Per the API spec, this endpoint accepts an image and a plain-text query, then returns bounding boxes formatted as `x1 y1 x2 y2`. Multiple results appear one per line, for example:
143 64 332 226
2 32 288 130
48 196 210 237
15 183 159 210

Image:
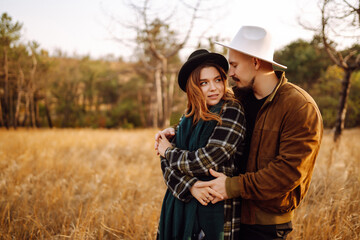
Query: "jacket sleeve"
226 102 323 200
165 102 246 177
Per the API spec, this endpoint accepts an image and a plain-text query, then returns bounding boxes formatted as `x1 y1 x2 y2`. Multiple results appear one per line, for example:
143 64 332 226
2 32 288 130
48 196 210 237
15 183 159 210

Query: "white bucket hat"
215 25 287 69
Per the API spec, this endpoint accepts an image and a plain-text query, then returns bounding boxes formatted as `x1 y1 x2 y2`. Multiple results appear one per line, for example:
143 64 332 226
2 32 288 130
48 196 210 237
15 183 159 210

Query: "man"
156 25 323 239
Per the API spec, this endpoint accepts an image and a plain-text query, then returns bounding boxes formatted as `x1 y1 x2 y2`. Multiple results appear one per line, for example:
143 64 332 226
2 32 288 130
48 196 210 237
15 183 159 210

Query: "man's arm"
226 102 323 200
165 102 246 176
198 102 323 203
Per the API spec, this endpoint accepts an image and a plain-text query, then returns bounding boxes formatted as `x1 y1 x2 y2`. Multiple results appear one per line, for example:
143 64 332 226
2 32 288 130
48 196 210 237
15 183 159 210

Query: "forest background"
1 0 360 239
1 0 359 135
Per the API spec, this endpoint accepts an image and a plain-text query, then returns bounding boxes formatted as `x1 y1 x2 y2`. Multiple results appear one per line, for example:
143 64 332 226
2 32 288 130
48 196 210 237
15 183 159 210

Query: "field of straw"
0 128 359 239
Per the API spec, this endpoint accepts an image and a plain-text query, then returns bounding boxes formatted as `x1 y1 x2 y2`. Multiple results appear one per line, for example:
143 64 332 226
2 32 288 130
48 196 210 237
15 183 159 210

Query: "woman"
156 49 245 240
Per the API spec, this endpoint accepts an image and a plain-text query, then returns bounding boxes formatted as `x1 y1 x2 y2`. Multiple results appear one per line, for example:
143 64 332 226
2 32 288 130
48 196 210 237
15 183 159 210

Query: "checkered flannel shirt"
160 100 246 240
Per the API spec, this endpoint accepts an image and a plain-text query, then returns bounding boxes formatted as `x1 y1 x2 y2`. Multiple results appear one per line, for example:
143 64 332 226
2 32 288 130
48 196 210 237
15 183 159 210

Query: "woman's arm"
161 155 223 204
160 155 197 201
157 103 245 202
165 102 246 176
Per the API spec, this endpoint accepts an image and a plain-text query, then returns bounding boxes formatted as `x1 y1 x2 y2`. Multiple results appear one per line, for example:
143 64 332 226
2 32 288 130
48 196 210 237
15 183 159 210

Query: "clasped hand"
191 169 229 205
154 128 228 205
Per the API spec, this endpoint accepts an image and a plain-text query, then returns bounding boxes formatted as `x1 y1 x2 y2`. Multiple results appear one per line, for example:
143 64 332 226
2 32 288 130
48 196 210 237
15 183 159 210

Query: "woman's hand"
156 132 173 157
190 181 224 206
155 128 175 156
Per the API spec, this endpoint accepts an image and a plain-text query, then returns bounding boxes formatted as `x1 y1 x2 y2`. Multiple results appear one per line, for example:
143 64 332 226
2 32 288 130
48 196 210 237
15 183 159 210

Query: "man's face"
228 49 256 90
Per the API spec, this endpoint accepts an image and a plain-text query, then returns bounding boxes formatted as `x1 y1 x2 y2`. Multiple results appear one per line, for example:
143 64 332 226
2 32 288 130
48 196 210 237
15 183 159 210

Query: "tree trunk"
160 59 168 128
23 92 30 127
3 46 9 129
155 67 163 128
0 97 4 127
9 88 14 127
14 65 25 129
29 53 37 128
34 96 40 127
149 82 158 128
44 94 53 128
165 71 176 127
95 95 100 112
29 92 36 128
14 89 22 129
81 92 86 113
334 69 352 142
137 90 146 127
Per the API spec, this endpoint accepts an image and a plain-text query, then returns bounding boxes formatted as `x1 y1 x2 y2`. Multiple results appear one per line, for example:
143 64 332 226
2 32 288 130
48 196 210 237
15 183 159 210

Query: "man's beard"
232 77 255 92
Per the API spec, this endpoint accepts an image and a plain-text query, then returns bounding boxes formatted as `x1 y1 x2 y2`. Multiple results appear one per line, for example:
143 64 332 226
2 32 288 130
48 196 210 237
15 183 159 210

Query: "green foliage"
346 71 360 127
107 100 142 129
275 38 332 89
1 13 360 129
275 36 360 129
309 66 360 128
170 111 183 126
0 12 22 46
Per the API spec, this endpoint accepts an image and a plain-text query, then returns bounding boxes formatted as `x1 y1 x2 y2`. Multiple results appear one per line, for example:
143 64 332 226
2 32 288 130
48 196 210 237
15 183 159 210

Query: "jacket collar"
265 71 287 103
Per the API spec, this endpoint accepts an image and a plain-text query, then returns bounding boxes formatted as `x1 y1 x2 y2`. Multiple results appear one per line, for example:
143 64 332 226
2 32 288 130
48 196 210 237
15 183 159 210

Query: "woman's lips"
208 94 219 99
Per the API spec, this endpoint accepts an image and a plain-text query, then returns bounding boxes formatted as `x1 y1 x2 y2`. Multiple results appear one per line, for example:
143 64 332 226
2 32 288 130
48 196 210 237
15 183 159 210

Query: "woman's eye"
215 78 222 82
200 82 207 86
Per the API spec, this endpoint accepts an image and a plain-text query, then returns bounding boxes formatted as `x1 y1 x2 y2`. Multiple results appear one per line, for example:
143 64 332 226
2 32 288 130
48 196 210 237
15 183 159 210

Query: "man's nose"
228 66 235 77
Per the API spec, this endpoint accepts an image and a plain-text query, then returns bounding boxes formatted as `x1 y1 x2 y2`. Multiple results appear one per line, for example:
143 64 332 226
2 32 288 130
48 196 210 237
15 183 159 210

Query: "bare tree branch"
303 0 360 141
103 0 231 127
320 0 343 66
167 0 201 58
343 50 357 62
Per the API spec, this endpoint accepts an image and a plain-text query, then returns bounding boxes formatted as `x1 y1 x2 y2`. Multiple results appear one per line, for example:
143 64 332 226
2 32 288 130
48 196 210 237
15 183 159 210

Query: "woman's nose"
209 81 216 91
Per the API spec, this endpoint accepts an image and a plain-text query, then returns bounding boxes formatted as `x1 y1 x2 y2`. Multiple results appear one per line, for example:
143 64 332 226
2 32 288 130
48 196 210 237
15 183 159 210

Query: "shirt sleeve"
159 115 196 202
165 101 246 177
160 155 197 202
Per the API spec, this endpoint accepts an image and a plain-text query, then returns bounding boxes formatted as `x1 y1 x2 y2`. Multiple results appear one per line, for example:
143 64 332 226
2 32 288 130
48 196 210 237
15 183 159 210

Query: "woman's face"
199 66 225 106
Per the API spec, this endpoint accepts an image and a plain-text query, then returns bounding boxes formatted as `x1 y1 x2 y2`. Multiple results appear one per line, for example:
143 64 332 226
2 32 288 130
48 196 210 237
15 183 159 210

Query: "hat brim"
215 41 287 70
178 52 229 92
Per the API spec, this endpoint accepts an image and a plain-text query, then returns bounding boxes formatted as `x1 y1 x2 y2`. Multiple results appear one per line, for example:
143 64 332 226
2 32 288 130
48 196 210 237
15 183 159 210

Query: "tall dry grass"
289 129 360 240
0 129 165 239
0 128 359 239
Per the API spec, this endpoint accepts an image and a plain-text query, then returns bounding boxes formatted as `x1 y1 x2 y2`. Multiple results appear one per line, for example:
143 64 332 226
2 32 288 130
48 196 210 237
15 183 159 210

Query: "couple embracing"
154 25 323 240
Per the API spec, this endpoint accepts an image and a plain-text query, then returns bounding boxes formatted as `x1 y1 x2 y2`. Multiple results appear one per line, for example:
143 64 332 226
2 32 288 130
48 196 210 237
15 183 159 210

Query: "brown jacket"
226 72 323 225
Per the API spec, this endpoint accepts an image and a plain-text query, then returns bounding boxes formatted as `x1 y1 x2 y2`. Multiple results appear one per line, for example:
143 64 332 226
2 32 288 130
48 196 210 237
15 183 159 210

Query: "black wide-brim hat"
178 49 229 92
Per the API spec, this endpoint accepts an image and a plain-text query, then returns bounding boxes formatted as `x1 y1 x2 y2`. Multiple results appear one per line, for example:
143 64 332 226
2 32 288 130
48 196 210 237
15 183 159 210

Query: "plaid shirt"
160 100 246 240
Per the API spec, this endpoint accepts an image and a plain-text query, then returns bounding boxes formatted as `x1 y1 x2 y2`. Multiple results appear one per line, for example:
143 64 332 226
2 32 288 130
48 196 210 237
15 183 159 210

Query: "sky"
1 0 321 61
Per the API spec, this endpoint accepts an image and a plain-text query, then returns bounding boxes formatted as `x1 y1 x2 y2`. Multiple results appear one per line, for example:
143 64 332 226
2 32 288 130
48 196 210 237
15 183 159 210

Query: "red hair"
185 62 237 124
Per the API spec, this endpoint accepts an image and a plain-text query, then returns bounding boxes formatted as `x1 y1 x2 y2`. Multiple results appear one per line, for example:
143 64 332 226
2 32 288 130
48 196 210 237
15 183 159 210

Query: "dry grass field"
0 128 359 239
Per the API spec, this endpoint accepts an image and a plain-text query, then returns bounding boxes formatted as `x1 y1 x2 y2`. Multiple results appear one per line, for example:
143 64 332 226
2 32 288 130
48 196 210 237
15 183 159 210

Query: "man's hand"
190 181 224 206
154 127 175 155
195 169 228 204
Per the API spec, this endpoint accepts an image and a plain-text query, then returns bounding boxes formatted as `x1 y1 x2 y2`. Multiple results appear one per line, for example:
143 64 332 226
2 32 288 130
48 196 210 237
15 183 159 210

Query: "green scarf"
158 100 225 240
176 100 223 153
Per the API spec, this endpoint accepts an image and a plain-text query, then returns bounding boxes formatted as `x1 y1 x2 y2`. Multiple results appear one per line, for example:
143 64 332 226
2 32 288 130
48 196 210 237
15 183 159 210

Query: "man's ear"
253 58 261 70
